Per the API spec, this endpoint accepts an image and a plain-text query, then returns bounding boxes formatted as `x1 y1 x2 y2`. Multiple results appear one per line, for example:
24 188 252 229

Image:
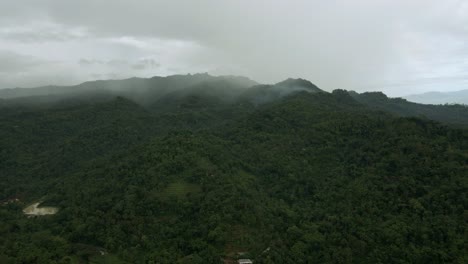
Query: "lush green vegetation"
0 76 467 263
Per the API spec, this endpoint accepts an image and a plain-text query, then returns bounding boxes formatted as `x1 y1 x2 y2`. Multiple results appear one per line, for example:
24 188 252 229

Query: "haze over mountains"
1 1 467 263
0 74 257 104
1 74 468 127
404 89 468 105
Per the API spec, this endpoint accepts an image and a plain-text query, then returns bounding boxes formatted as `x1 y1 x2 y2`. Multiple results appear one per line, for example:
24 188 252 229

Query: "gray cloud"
79 58 160 72
0 0 467 95
90 73 103 79
106 60 128 67
0 51 47 73
79 59 105 66
132 59 160 70
0 23 88 43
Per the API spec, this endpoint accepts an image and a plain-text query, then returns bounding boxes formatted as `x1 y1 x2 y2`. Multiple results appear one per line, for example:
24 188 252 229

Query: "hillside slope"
2 74 468 127
350 91 468 127
0 74 258 107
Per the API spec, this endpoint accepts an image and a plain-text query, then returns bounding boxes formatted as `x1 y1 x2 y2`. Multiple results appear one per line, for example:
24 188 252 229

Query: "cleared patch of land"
23 202 58 216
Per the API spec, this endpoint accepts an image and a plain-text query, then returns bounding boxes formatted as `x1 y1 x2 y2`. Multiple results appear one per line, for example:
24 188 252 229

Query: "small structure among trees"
238 259 253 264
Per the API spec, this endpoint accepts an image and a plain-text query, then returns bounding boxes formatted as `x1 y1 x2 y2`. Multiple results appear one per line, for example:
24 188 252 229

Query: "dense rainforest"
0 74 467 263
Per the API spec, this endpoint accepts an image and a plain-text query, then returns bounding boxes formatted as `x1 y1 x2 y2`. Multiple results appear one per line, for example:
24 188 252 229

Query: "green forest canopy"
0 75 467 263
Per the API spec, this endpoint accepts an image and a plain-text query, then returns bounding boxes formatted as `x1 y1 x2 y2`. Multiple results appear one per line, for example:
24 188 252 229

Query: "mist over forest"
0 73 467 263
1 1 467 263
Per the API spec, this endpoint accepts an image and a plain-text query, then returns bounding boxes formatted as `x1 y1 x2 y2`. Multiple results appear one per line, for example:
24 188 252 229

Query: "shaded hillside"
0 73 258 107
0 98 158 191
350 91 468 127
240 78 323 105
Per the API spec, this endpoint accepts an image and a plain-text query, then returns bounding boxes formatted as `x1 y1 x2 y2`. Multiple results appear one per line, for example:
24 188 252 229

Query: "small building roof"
238 259 253 264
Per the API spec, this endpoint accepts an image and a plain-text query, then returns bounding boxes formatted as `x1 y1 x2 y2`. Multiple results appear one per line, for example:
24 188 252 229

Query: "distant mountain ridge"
1 73 468 127
404 89 468 105
349 91 468 127
0 73 258 106
0 74 323 107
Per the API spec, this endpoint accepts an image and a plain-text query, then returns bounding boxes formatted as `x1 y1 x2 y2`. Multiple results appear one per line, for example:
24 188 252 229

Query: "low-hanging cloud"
0 0 467 95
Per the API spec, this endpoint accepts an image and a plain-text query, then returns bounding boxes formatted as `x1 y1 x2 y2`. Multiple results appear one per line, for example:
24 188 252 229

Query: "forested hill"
0 74 257 107
1 74 468 127
0 76 467 263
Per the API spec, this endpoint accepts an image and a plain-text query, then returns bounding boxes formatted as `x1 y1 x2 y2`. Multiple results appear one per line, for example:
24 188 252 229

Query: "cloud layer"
0 0 467 96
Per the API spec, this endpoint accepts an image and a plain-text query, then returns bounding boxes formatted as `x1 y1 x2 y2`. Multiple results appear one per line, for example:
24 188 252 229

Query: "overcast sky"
0 0 467 96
